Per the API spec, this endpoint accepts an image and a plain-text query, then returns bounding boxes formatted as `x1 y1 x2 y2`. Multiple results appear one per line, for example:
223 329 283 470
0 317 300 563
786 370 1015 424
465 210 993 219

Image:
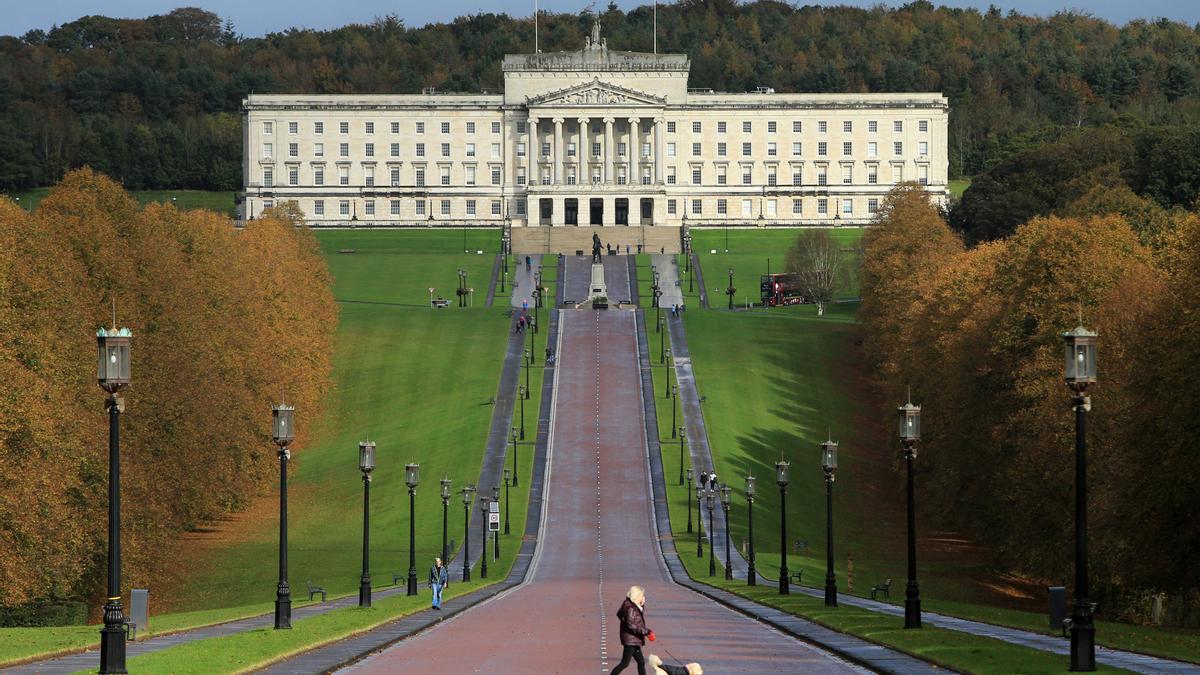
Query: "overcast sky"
3 1 1198 38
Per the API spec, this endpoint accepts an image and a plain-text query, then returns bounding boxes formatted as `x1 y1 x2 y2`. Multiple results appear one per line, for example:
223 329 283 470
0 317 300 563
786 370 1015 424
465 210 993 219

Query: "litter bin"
130 589 149 640
1048 586 1066 631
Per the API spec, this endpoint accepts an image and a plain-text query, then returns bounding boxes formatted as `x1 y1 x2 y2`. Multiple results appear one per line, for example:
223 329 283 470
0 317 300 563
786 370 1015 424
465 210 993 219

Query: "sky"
2 0 1198 39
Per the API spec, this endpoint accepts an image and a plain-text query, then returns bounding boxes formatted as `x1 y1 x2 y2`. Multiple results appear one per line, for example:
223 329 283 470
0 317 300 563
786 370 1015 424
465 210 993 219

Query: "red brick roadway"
349 310 861 673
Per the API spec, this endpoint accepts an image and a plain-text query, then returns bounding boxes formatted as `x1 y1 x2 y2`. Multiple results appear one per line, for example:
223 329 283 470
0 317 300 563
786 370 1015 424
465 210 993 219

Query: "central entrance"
565 198 579 226
589 198 603 225
615 198 629 225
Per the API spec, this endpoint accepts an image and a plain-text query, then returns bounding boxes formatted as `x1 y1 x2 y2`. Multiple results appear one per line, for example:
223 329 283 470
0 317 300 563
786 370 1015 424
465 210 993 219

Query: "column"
527 118 538 186
603 195 616 227
552 196 566 227
577 117 589 184
553 118 564 185
604 117 615 185
629 118 640 187
654 118 665 184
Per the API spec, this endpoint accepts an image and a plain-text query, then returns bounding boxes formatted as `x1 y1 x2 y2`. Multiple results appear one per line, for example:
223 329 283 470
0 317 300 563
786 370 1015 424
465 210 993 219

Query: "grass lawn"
949 178 971 200
6 188 238 216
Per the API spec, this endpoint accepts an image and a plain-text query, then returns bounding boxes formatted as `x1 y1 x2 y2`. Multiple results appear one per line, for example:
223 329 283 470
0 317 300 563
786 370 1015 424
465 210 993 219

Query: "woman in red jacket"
612 585 653 675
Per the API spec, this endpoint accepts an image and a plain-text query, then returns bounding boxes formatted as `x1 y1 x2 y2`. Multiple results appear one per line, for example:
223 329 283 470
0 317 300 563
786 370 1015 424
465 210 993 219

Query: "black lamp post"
664 348 673 398
706 488 717 577
479 496 490 579
456 268 466 307
440 478 452 564
492 485 501 559
405 463 421 596
686 469 694 533
822 437 838 607
524 349 531 399
721 484 733 580
670 385 678 438
726 267 736 310
899 397 922 628
533 290 541 332
659 316 666 363
359 441 376 608
776 460 790 595
518 385 526 440
271 401 295 629
503 469 512 535
696 483 704 558
535 270 543 308
746 475 757 586
461 485 475 582
510 426 519 487
97 324 132 673
677 426 687 486
501 227 509 293
1064 324 1098 671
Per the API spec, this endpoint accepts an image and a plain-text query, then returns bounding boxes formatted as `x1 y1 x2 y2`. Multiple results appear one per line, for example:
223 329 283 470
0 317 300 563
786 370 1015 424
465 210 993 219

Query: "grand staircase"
512 225 680 255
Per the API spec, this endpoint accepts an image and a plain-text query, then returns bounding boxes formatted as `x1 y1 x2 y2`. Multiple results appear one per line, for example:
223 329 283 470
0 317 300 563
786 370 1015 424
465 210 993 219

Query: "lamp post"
405 463 420 596
533 289 541 333
440 478 452 564
535 270 543 308
524 349 532 399
721 484 733 580
706 488 717 576
664 347 673 398
1064 324 1098 671
726 267 735 310
776 460 790 595
97 324 132 672
746 475 757 586
503 469 512 535
686 469 694 533
359 441 376 608
479 495 490 579
511 426 519 487
659 316 666 363
461 485 475 582
463 224 468 253
822 437 838 607
696 483 704 558
670 384 678 438
492 485 501 559
270 401 295 629
518 385 526 440
899 397 922 628
677 426 687 486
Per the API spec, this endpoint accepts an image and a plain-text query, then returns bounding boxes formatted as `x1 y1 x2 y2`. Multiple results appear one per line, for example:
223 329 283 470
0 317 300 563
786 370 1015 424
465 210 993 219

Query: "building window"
642 142 651 158
717 167 727 185
767 199 777 217
441 121 450 134
314 121 323 134
741 199 752 217
691 168 701 184
817 167 827 186
263 143 273 158
340 121 349 134
339 143 349 158
263 166 274 187
365 143 374 157
842 165 852 184
362 165 373 186
818 198 828 215
415 168 425 186
441 143 451 157
667 168 676 185
466 143 476 157
314 166 324 185
767 172 777 186
894 141 903 156
667 142 676 157
365 200 375 216
517 142 526 157
391 167 400 186
618 168 627 185
742 142 752 156
566 141 576 158
868 166 878 184
718 121 727 133
465 166 476 185
894 120 903 133
491 199 502 216
263 121 273 135
517 168 525 185
618 142 627 157
492 143 501 159
842 199 853 215
466 199 476 216
792 142 801 156
491 167 501 185
541 142 551 157
842 142 852 156
919 120 929 133
568 168 577 185
542 169 551 185
742 170 752 185
868 198 879 214
667 121 676 133
391 121 400 133
387 143 398 157
391 200 401 216
466 122 475 134
416 199 426 215
592 169 601 184
314 200 324 216
288 121 298 134
717 142 727 157
441 199 450 216
893 164 904 182
843 120 852 133
742 121 752 133
868 142 878 157
440 167 450 185
691 199 702 215
792 170 801 185
492 121 501 134
263 199 273 209
868 120 877 133
516 198 526 216
365 122 374 134
593 142 602 157
792 199 802 215
768 121 777 133
339 200 350 216
717 199 727 215
416 143 425 157
919 141 929 155
416 121 425 134
818 142 827 157
818 120 827 133
692 121 701 133
516 121 526 134
667 199 677 215
339 165 349 185
289 142 298 157
767 142 777 156
918 164 929 185
692 142 701 156
792 120 802 133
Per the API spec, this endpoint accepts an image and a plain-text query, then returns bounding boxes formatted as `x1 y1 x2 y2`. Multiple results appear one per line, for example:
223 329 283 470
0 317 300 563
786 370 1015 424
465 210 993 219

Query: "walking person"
429 557 448 610
709 472 718 490
611 585 653 675
699 471 709 492
525 255 531 271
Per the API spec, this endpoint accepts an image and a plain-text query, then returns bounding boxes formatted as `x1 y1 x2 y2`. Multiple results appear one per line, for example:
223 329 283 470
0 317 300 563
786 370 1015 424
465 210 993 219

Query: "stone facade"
241 20 948 227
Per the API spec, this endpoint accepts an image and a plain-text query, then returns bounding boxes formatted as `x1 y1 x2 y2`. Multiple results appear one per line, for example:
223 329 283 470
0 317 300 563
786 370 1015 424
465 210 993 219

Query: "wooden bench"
790 569 804 585
431 298 451 308
306 580 327 602
870 578 892 600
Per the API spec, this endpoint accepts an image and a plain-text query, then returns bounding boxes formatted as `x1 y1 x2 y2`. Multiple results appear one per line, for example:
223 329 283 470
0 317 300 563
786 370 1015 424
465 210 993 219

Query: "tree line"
860 184 1200 624
0 170 336 617
5 1 1200 190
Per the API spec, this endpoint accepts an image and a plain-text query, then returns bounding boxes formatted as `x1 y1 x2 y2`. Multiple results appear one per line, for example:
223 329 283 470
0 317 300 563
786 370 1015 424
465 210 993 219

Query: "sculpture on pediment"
584 18 607 53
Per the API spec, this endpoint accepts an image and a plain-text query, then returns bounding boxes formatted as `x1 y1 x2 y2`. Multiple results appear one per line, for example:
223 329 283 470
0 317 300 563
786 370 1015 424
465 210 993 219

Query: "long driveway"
347 310 862 673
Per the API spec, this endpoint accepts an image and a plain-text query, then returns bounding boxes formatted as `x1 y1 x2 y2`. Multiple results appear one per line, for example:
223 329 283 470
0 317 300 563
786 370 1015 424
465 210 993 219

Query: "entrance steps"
512 226 680 255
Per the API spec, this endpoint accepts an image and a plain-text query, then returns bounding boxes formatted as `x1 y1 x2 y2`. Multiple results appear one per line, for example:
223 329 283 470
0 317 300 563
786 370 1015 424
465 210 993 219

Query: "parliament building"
241 20 947 249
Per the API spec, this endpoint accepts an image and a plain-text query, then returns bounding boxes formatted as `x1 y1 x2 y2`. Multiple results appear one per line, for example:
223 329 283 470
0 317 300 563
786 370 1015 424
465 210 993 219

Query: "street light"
726 267 736 310
1064 324 1098 671
706 488 717 576
776 459 790 595
686 468 694 533
440 478 453 564
503 469 512 535
492 485 501 559
670 384 678 438
405 463 420 596
898 396 922 628
97 323 132 672
659 316 666 363
518 385 526 440
721 484 733 580
822 437 838 607
746 475 757 586
524 349 532 399
359 441 376 608
664 348 673 398
271 401 295 629
510 426 519 487
479 495 490 579
677 426 687 486
461 485 475 582
696 482 705 558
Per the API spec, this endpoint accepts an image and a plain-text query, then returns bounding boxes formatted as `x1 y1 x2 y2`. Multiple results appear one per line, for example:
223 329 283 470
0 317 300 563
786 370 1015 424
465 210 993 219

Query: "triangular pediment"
528 79 665 106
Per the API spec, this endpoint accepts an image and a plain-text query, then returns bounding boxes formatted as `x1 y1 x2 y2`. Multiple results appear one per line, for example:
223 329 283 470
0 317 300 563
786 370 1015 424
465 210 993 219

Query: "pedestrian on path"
429 557 448 610
699 471 709 491
525 255 531 271
648 654 703 675
709 472 718 490
611 585 653 675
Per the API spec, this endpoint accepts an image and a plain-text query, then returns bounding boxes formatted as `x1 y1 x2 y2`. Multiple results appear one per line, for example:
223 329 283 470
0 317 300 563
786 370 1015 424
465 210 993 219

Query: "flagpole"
535 0 539 53
654 0 658 54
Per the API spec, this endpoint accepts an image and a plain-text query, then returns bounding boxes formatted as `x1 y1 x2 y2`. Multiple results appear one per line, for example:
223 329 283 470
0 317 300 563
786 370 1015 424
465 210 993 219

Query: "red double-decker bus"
760 273 806 306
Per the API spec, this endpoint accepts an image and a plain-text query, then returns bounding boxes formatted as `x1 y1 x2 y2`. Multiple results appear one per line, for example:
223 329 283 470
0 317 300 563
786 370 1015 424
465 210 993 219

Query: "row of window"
261 165 505 188
669 119 928 134
303 198 510 218
670 196 874 217
263 120 504 136
261 141 505 160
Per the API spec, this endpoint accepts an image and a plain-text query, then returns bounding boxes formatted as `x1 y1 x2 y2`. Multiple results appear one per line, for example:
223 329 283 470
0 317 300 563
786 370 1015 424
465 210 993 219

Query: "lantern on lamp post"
358 441 375 608
1063 324 1098 671
461 485 475 582
776 460 790 595
405 463 420 596
686 468 694 533
271 401 295 629
97 324 132 672
746 475 757 586
720 484 733 580
706 488 717 577
898 396 922 628
503 469 512 535
479 495 490 579
821 437 838 607
696 482 705 558
440 478 452 565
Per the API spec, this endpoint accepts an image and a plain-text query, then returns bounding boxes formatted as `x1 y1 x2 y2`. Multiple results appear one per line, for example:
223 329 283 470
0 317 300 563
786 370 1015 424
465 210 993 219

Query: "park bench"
337 248 356 254
870 578 892 600
431 298 451 308
790 569 804 585
306 580 327 602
